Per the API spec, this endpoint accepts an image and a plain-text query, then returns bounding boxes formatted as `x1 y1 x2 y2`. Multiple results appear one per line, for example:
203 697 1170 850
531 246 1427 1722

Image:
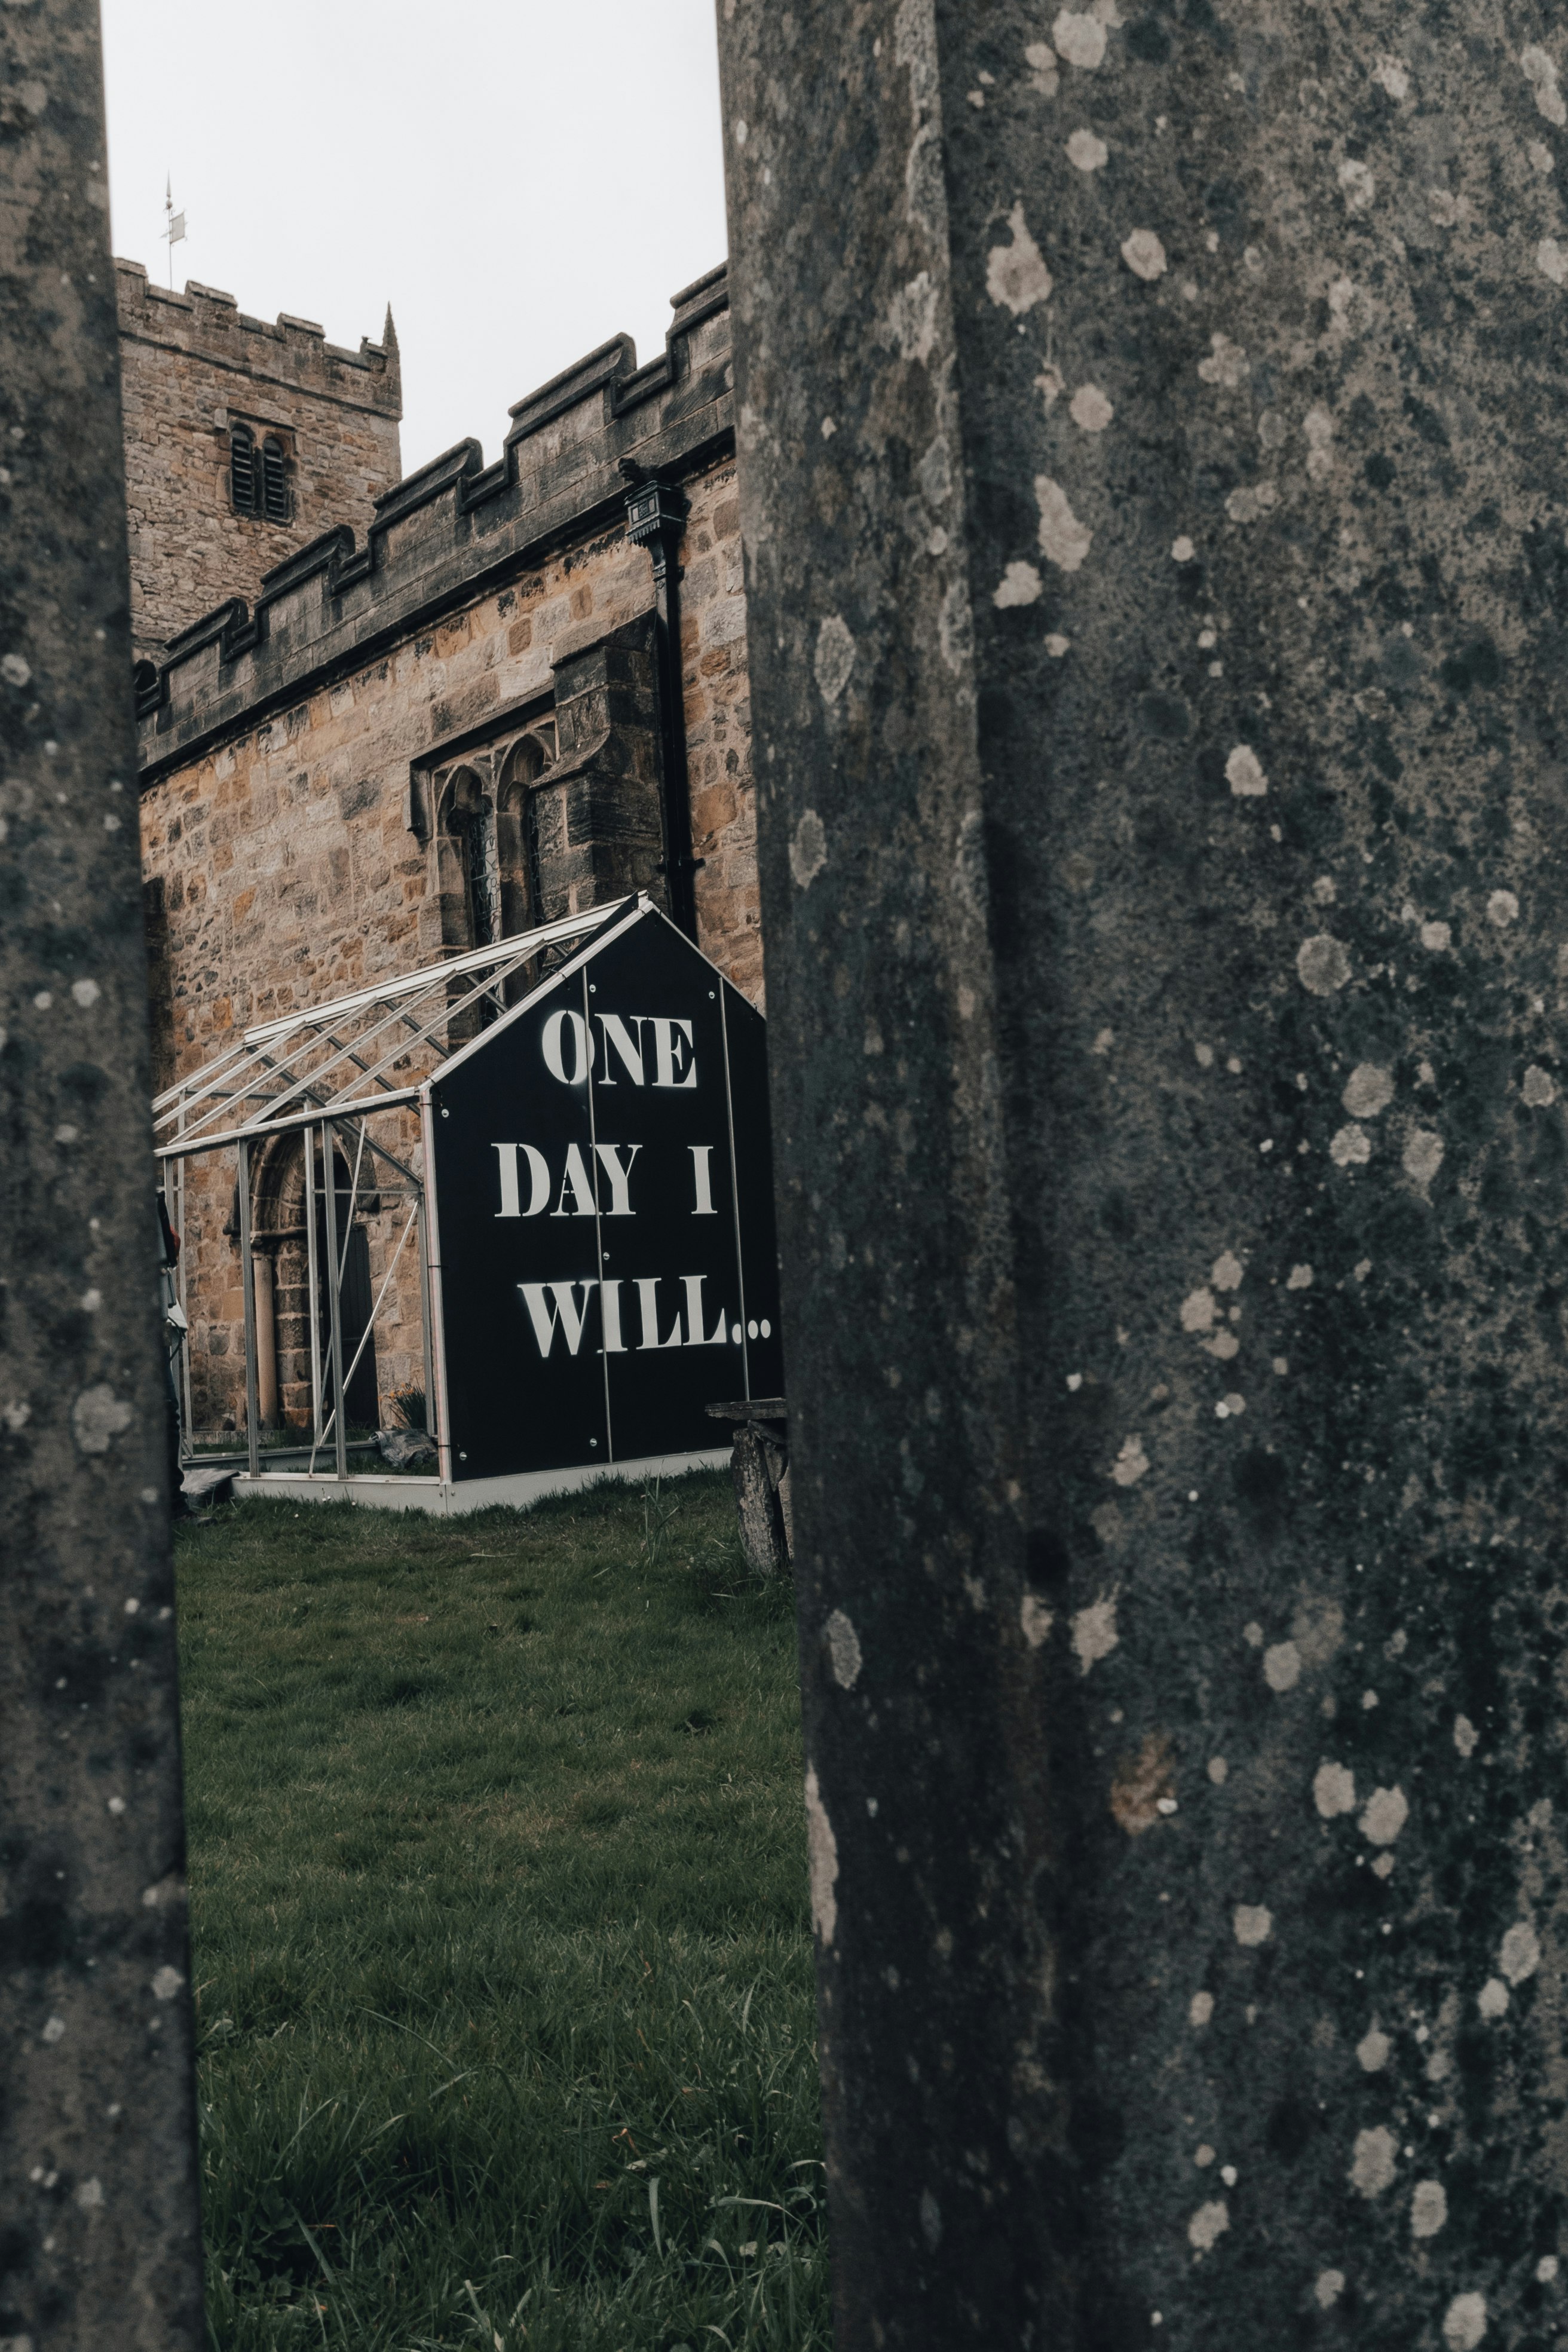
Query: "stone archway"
251 1134 379 1434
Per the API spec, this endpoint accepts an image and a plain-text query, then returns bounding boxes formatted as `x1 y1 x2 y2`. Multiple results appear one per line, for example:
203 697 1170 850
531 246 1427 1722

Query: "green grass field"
175 1472 826 2351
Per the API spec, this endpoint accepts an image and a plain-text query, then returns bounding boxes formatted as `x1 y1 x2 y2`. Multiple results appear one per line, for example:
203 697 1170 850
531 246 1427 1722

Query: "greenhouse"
153 895 781 1513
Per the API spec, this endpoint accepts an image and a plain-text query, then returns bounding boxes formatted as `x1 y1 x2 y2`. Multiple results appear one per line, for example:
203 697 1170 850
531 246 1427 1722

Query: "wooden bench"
705 1398 790 1578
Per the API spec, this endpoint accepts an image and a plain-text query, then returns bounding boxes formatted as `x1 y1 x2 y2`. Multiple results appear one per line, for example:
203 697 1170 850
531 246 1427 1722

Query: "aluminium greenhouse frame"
152 897 649 1506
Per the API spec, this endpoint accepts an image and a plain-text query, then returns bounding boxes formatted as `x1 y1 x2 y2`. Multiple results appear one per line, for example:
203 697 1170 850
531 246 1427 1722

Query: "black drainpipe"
622 466 702 941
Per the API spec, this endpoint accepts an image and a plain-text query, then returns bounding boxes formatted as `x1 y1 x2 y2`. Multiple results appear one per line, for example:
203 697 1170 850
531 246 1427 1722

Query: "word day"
491 1141 721 1220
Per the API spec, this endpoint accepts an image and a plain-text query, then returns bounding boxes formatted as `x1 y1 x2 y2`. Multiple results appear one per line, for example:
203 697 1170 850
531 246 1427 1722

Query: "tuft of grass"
388 1383 428 1434
177 1471 826 2350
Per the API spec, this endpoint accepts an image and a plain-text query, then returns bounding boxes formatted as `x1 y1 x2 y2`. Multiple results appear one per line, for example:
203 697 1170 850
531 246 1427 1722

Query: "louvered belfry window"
262 436 289 520
230 422 258 513
230 422 292 521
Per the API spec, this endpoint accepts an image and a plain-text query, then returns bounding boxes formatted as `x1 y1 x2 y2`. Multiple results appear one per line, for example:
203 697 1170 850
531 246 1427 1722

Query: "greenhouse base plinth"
231 1446 731 1517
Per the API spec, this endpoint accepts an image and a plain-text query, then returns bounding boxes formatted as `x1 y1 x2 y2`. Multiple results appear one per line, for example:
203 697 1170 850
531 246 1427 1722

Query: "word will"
519 1275 743 1358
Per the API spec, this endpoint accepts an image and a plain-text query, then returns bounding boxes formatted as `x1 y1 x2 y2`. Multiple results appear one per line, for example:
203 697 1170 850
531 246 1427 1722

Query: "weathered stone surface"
731 1421 789 1578
719 0 1568 2341
0 3 204 2341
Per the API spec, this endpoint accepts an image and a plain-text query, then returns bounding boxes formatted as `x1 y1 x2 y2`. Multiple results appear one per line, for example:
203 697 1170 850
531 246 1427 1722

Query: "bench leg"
732 1424 789 1579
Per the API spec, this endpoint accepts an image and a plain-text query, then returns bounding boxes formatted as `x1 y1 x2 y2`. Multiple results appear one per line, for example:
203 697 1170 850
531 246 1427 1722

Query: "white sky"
100 0 729 475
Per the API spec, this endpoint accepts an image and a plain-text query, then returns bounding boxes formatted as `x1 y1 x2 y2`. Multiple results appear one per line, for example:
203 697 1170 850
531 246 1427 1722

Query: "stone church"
122 255 756 1436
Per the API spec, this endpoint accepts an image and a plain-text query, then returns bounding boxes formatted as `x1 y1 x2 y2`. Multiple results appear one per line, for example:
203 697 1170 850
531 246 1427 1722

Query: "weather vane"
163 174 185 290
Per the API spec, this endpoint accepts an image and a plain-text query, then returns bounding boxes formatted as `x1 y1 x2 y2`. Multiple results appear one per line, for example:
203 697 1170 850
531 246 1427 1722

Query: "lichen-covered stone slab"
0 3 204 2341
719 0 1568 2341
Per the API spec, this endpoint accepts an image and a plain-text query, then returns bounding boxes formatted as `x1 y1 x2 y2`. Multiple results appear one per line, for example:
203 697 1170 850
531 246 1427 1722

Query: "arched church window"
428 720 558 985
495 735 547 942
440 765 499 950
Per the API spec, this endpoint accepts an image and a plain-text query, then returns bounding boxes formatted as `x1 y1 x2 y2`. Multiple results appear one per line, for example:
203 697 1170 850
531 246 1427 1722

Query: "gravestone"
0 2 205 2342
718 1 1568 2342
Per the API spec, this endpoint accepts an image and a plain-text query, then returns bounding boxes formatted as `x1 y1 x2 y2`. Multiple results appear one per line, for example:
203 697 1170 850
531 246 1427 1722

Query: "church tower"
115 259 402 666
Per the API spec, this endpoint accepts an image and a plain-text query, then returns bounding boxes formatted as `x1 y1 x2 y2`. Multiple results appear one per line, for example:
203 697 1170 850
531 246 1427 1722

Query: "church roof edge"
113 255 402 411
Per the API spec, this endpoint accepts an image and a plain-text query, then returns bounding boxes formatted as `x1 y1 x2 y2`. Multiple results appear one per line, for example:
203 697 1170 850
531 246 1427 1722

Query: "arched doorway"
253 1136 379 1435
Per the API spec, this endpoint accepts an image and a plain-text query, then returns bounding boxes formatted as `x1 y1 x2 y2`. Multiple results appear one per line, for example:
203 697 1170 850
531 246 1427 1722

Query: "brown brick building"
127 261 758 1435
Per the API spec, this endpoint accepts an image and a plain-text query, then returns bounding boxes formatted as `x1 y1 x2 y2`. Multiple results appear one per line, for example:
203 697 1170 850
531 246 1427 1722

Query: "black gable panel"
431 908 777 1482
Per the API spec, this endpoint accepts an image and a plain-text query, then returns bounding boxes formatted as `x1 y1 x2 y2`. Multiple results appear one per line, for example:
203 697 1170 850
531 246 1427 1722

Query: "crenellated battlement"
117 258 405 663
114 257 400 419
136 264 731 782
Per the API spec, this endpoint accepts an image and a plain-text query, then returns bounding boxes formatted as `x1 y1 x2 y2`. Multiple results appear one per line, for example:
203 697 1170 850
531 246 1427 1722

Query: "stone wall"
117 259 401 665
684 469 757 996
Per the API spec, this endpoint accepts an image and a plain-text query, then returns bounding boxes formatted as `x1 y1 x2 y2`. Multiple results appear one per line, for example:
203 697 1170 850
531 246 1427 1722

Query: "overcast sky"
100 0 730 475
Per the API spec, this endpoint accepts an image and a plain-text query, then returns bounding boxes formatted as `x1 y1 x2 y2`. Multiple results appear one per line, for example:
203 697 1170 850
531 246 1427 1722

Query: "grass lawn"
175 1471 826 2351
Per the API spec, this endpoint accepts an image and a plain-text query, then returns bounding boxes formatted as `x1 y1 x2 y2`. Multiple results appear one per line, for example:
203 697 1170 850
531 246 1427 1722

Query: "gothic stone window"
431 716 558 957
230 421 292 522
